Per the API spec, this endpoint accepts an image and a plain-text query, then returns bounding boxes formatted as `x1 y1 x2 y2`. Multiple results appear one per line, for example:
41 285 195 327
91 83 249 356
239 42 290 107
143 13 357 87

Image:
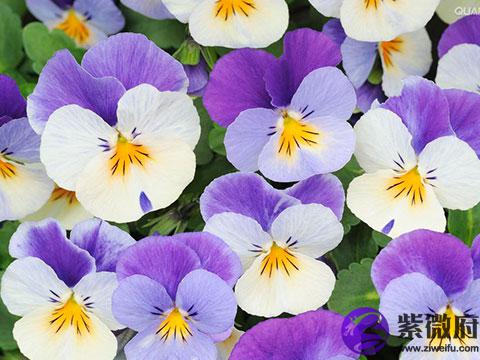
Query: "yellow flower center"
48 295 92 336
379 38 404 68
109 135 151 177
278 113 321 158
386 166 425 206
56 10 90 45
50 186 78 205
157 308 192 342
0 157 16 179
260 242 300 278
364 0 381 9
214 0 256 21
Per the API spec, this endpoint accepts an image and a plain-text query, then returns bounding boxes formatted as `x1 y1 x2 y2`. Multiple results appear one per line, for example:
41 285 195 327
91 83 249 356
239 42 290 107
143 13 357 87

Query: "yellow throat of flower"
379 38 404 69
49 295 92 336
386 166 425 206
109 134 151 177
157 308 192 342
277 113 321 159
56 10 90 45
260 242 300 278
214 0 256 21
50 187 78 205
0 157 16 179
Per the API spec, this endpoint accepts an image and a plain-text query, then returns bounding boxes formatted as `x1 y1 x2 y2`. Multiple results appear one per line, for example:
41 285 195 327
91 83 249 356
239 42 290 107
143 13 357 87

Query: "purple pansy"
347 77 480 238
0 75 54 221
113 233 240 359
204 28 356 182
184 59 209 97
436 15 480 94
230 309 358 359
372 230 480 358
26 0 124 48
0 218 135 360
201 172 344 317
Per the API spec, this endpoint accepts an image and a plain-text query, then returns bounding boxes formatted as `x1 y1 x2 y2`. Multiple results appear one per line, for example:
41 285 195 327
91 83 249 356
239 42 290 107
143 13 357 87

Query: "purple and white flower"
436 15 480 94
29 33 200 223
113 233 241 360
0 218 135 360
229 309 358 359
347 77 480 238
0 75 53 221
26 0 124 48
372 229 480 359
204 29 357 182
201 172 344 317
121 0 288 49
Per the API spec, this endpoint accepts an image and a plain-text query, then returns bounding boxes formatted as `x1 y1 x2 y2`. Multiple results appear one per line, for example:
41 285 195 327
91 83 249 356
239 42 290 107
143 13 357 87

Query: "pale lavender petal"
224 108 278 172
27 50 125 133
322 19 347 47
26 0 63 22
264 28 342 108
438 15 480 57
382 77 454 154
472 235 480 279
81 33 187 92
379 273 449 336
200 172 298 231
290 67 357 122
284 174 345 220
0 118 40 163
116 237 201 298
74 0 125 35
0 75 26 121
176 270 237 335
452 279 480 317
356 82 385 113
167 233 242 287
112 274 173 332
9 219 95 287
230 310 357 360
120 0 174 20
443 89 480 157
341 37 377 88
203 49 275 127
70 218 135 272
371 229 473 297
184 60 209 96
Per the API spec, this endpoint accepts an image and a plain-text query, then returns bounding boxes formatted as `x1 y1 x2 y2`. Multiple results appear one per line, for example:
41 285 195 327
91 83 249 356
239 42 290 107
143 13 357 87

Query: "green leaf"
0 221 19 271
0 272 19 351
0 3 23 71
341 206 361 234
173 40 201 66
372 230 391 247
200 47 218 70
193 99 214 166
22 22 85 74
329 223 378 271
448 203 480 246
328 259 380 315
0 0 26 16
334 157 364 190
208 124 227 156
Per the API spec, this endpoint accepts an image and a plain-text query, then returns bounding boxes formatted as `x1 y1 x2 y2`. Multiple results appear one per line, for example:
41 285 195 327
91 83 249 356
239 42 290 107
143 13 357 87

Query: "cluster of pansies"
0 1 479 360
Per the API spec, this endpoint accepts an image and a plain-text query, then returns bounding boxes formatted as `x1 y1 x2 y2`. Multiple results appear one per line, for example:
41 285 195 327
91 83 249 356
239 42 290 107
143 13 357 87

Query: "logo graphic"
342 307 390 356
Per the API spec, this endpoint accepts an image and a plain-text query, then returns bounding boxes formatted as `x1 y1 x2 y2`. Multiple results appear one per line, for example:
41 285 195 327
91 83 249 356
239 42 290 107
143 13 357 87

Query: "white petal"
204 212 271 270
270 204 343 258
235 252 335 317
380 28 432 96
436 44 480 94
76 136 195 223
40 105 116 190
1 257 70 316
340 0 440 41
73 271 123 330
116 84 200 150
354 108 417 173
161 0 198 22
418 136 480 210
0 163 54 221
346 170 446 238
308 0 342 17
188 0 289 48
24 188 92 230
216 328 243 360
13 306 117 360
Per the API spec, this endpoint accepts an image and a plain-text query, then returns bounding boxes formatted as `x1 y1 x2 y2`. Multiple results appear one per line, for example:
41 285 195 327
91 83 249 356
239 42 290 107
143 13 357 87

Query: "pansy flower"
347 77 480 238
308 0 439 42
324 19 432 97
26 0 124 48
0 75 53 221
0 218 135 360
230 309 358 359
122 0 288 48
372 230 480 358
436 15 480 94
28 33 200 223
204 29 356 182
201 172 344 317
113 233 241 359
